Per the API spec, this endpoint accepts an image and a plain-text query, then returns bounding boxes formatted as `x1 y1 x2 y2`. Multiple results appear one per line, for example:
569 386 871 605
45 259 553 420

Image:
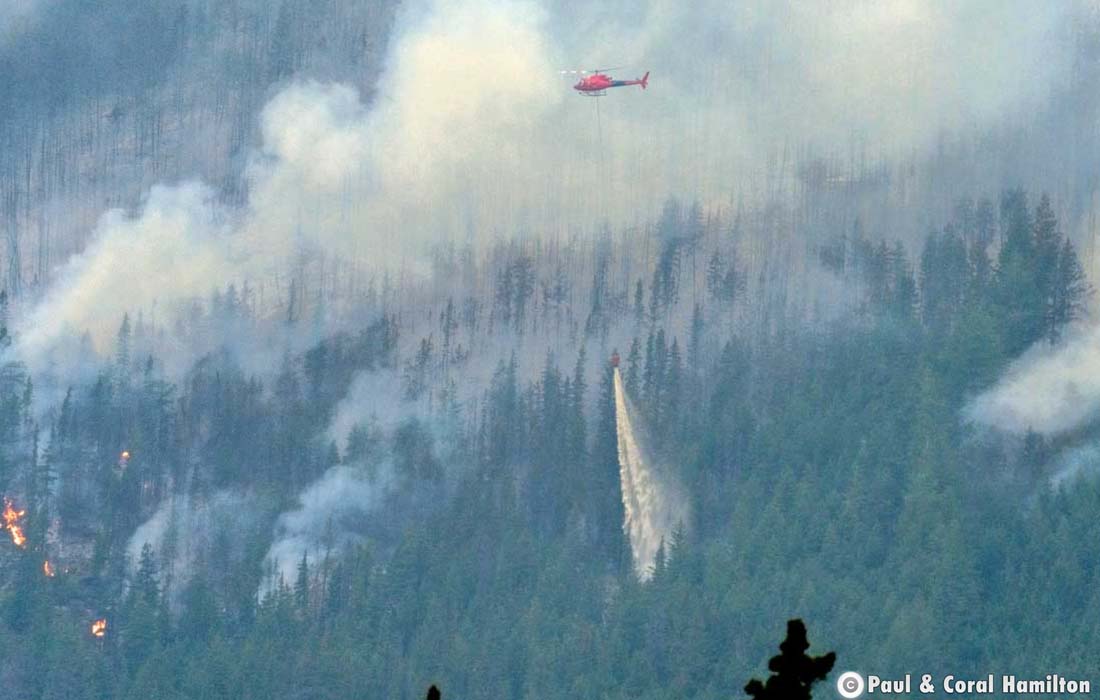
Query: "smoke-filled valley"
4 1 1100 698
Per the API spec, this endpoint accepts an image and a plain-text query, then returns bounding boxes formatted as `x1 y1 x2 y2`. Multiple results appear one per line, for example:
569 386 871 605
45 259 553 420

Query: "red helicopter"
561 67 649 96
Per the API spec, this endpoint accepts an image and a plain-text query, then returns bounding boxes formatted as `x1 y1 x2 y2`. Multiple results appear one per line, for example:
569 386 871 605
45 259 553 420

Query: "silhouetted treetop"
744 619 836 700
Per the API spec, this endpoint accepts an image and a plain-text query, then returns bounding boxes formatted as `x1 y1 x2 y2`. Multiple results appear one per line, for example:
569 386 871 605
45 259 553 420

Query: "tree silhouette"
744 619 836 700
426 685 441 700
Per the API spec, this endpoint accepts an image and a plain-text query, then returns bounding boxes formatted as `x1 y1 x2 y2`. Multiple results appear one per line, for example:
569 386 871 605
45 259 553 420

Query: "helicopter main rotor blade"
559 66 625 75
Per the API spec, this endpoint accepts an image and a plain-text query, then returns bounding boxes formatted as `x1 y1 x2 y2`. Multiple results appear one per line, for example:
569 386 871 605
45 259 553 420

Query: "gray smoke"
0 0 37 37
13 0 1085 372
262 464 392 591
327 370 411 452
966 322 1100 436
126 490 260 609
1049 441 1100 491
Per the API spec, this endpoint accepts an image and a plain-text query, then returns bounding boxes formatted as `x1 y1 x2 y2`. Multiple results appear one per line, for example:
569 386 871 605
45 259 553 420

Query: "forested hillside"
4 1 1100 699
0 186 1095 698
0 0 397 291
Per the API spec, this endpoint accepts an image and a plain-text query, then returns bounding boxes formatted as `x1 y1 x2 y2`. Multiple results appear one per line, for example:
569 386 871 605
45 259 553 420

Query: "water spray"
612 357 687 579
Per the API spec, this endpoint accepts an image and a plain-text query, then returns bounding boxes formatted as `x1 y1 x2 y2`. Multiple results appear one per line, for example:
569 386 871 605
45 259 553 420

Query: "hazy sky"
10 0 1088 365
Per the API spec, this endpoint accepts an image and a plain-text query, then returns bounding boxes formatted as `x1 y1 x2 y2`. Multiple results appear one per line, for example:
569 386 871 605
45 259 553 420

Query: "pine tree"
1048 237 1089 343
633 279 645 327
994 189 1043 353
625 337 642 396
1032 194 1061 306
568 345 588 465
651 537 667 579
134 543 160 606
665 338 684 440
1021 430 1050 481
123 544 162 674
689 303 704 367
0 290 9 348
889 241 916 321
706 250 725 300
440 296 457 368
295 551 311 614
116 313 132 380
403 336 434 400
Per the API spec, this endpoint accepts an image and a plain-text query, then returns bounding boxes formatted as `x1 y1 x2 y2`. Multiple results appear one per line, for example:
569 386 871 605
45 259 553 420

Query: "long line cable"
595 96 606 222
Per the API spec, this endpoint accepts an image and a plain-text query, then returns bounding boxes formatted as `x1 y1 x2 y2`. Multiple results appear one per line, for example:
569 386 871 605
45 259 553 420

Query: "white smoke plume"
12 0 558 372
0 0 37 39
261 464 391 593
12 82 375 372
13 0 1085 372
966 323 1100 436
613 367 687 579
127 491 260 608
266 363 460 593
16 182 230 365
1049 441 1100 491
327 370 411 452
546 0 1074 207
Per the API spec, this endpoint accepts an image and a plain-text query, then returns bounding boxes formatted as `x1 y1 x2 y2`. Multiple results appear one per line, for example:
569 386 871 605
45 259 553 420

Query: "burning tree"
3 497 26 547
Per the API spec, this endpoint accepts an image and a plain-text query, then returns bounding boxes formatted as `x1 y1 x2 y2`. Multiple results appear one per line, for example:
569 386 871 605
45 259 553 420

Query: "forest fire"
3 498 26 548
43 560 55 577
91 619 107 638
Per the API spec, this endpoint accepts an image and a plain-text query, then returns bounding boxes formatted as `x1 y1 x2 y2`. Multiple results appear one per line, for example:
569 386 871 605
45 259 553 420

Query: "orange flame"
3 498 26 548
43 560 55 577
91 619 107 638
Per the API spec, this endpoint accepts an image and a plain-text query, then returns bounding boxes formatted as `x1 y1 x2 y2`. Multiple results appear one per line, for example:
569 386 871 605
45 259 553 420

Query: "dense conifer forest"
3 2 1100 699
0 187 1095 698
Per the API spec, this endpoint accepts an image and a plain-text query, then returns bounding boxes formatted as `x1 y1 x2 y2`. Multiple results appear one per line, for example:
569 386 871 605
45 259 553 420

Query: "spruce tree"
1048 237 1089 342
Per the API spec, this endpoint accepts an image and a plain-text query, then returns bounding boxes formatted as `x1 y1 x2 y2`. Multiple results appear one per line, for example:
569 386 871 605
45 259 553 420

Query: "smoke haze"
127 491 261 608
262 464 389 589
966 323 1100 436
10 0 1089 369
